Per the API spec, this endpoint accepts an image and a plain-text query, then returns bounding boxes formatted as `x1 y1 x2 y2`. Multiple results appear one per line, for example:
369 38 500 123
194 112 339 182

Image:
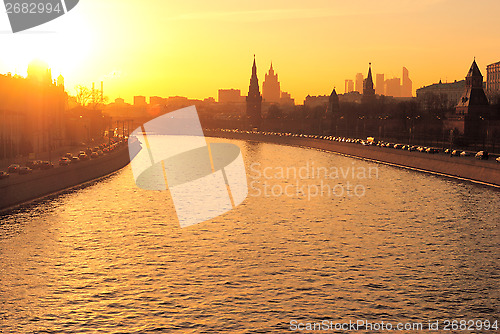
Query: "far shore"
205 129 500 188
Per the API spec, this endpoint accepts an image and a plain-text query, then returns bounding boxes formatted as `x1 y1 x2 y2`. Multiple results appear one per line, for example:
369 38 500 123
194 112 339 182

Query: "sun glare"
1 9 93 80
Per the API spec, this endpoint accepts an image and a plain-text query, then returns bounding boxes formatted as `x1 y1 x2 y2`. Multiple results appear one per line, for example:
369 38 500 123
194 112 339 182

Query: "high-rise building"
262 62 281 103
385 78 401 97
348 80 354 93
363 63 375 96
401 67 413 97
486 60 500 99
375 74 385 95
246 55 262 128
344 79 354 94
355 73 364 93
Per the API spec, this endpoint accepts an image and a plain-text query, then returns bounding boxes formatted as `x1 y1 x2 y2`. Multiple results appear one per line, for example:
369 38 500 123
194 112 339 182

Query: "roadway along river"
1 138 499 333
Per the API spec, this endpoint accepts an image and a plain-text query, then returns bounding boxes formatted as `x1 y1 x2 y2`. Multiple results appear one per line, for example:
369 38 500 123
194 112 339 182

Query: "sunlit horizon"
1 0 499 104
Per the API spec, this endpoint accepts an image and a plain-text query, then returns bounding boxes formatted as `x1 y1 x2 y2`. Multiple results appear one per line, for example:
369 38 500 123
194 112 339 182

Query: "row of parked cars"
0 140 126 180
3 160 54 177
58 142 122 166
214 129 500 163
374 141 497 161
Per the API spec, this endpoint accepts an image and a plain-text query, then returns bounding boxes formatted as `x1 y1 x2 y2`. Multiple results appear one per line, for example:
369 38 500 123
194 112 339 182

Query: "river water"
1 138 498 333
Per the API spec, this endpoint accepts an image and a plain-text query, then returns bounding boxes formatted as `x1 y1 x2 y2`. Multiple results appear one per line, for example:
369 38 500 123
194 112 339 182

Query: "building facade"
0 62 67 158
416 80 465 109
486 60 500 101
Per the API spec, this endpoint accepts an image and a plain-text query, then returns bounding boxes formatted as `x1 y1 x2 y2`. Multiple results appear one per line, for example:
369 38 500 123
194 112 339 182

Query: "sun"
0 9 93 80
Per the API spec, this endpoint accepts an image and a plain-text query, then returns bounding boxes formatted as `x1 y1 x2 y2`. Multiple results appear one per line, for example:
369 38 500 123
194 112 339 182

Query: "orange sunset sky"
1 0 499 104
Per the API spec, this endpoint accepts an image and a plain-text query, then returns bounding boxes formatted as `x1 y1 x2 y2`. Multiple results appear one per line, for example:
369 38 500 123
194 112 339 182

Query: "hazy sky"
1 0 499 104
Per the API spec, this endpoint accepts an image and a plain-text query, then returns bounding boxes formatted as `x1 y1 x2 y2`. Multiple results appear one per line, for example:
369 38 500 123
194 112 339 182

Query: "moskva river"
1 139 498 333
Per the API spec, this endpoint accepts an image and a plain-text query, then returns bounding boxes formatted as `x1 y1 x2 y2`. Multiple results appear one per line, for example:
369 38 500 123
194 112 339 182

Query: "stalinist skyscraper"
246 55 262 128
262 62 281 103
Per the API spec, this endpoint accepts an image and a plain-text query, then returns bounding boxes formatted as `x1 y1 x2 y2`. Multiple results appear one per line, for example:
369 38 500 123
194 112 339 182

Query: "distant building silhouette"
385 77 401 97
375 73 385 95
486 60 500 100
246 55 262 128
304 95 329 109
0 63 67 158
416 80 465 109
280 91 295 106
149 96 165 105
218 89 243 104
401 67 413 97
262 62 281 103
355 73 364 93
363 63 375 100
57 74 64 88
134 96 147 106
344 79 354 94
326 88 339 134
27 59 52 85
361 63 376 105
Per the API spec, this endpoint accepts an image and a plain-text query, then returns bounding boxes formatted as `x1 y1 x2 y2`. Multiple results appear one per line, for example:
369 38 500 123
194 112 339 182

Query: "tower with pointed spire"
362 63 375 103
363 63 375 96
455 59 490 139
262 62 281 103
326 87 339 134
246 55 262 128
456 59 489 115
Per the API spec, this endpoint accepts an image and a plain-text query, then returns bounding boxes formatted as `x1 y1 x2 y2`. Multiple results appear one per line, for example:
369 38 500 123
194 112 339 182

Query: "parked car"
63 152 73 159
460 151 471 157
0 171 9 179
426 147 439 154
26 160 42 169
408 146 417 151
7 164 20 173
18 167 32 175
78 152 89 161
451 150 462 156
59 157 71 166
444 148 451 154
40 161 55 169
71 156 80 163
496 157 500 163
475 151 489 160
90 152 99 159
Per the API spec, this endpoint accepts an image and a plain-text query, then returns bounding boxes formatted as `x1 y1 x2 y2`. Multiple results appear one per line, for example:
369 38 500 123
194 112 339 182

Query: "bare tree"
74 85 92 107
74 85 108 110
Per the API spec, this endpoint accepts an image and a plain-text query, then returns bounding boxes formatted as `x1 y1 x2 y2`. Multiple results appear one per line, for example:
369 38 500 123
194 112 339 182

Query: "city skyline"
1 0 499 104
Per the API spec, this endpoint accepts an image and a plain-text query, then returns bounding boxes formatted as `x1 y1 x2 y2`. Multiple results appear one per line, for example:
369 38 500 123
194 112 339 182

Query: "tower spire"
247 55 262 128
